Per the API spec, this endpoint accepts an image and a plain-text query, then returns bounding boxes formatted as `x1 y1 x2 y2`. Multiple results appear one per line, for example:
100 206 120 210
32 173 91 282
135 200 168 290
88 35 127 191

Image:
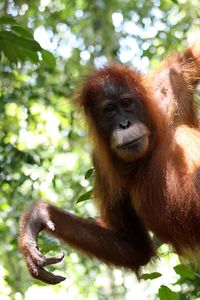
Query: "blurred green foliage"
0 0 200 299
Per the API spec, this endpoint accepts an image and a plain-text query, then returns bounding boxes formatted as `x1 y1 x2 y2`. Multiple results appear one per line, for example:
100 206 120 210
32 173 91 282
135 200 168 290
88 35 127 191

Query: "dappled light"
0 0 200 299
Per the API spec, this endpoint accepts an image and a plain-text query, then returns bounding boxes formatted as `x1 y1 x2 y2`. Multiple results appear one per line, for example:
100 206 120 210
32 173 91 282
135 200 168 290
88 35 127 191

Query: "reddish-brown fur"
19 41 200 285
149 47 200 127
81 58 200 252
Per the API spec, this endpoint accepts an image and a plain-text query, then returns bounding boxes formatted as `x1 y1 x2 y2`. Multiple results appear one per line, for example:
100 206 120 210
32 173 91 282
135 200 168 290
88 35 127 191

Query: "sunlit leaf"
11 25 32 38
141 272 162 280
0 31 41 51
0 40 17 62
0 15 17 25
158 285 179 300
15 48 28 62
174 264 195 280
24 49 39 64
0 30 19 39
85 168 94 179
16 36 42 51
77 189 93 203
41 50 56 69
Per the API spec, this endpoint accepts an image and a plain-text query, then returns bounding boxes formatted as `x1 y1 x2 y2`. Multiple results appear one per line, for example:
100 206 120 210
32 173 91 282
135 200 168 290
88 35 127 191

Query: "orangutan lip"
118 136 144 149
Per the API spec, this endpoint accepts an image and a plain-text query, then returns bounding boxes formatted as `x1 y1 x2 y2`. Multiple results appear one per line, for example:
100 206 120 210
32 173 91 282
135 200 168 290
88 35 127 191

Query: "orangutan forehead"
95 74 132 98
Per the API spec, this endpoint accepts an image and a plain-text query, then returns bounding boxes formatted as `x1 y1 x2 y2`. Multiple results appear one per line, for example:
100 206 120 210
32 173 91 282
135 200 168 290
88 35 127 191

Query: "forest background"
0 0 200 299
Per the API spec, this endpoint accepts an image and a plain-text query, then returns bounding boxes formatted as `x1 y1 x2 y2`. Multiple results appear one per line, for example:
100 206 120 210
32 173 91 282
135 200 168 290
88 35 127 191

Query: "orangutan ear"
187 31 200 59
148 68 174 115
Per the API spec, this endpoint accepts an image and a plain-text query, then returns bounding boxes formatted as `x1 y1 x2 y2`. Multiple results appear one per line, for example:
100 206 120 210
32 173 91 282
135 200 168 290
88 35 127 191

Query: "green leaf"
17 36 42 51
77 189 93 203
158 285 179 300
171 0 178 4
23 49 39 63
41 243 60 253
141 272 162 280
0 30 16 39
0 16 17 25
174 264 195 280
85 168 94 179
0 32 39 63
0 40 17 62
11 25 32 38
41 50 56 69
0 31 41 51
15 48 29 62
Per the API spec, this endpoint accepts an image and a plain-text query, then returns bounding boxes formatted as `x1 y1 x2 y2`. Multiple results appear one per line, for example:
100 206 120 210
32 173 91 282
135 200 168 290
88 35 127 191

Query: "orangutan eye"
122 98 132 107
104 105 115 114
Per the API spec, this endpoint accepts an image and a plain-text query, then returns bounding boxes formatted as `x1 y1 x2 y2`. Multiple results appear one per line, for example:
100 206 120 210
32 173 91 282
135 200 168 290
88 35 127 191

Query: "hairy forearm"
19 201 155 284
47 204 152 269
